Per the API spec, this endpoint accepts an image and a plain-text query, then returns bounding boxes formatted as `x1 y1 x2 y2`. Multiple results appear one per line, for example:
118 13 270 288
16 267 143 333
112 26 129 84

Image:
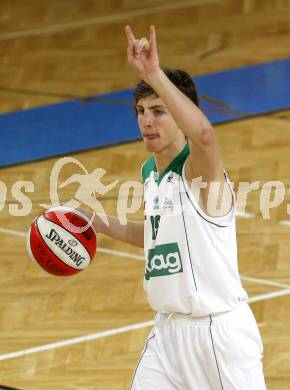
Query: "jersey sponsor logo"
162 197 173 213
145 243 183 280
153 196 159 210
167 171 174 183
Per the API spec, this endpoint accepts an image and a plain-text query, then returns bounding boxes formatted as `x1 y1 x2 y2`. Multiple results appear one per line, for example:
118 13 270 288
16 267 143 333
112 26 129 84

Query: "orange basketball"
27 206 97 276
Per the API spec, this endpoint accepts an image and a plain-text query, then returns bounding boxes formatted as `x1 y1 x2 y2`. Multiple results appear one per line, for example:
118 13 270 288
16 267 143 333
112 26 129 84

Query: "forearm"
145 69 214 144
96 214 144 249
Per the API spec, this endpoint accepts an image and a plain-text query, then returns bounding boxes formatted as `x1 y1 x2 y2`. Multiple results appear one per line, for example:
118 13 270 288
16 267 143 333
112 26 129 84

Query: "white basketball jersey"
142 144 247 316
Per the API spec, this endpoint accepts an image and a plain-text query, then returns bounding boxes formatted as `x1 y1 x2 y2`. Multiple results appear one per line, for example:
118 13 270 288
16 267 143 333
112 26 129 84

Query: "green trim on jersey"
141 157 157 183
141 143 189 184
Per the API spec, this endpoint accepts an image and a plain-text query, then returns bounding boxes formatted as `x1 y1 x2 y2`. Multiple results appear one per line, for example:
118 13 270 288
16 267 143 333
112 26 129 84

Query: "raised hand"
125 25 160 80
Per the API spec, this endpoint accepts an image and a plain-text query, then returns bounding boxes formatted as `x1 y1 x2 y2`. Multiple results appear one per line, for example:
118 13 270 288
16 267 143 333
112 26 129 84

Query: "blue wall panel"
0 58 289 167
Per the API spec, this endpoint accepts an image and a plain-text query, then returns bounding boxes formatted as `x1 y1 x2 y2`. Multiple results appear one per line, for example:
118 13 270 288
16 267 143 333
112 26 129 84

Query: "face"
136 95 184 153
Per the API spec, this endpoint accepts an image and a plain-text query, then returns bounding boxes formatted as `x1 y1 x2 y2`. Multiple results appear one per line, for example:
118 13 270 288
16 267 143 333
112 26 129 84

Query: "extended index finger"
125 25 135 42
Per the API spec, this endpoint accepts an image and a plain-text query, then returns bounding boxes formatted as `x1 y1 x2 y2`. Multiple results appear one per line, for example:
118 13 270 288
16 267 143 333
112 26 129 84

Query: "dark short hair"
133 68 199 109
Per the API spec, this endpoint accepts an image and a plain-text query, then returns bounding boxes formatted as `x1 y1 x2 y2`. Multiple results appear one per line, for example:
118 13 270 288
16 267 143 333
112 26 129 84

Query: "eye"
154 109 164 116
136 108 144 115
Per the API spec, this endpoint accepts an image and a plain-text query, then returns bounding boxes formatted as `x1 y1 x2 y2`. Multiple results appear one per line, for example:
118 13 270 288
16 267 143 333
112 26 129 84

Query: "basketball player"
85 25 266 389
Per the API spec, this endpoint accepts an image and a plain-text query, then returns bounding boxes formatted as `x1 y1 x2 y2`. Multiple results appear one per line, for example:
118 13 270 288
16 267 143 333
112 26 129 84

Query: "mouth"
143 134 159 140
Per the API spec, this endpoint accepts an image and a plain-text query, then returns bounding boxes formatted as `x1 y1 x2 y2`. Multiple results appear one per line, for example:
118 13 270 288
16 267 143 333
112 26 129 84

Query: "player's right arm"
97 214 144 248
78 208 144 248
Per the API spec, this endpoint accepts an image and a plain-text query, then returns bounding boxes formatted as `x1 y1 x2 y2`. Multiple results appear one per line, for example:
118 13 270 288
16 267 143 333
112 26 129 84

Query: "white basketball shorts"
131 302 266 389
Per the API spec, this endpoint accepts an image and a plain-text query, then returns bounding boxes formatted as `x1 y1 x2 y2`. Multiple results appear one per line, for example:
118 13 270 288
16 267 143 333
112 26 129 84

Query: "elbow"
199 126 215 146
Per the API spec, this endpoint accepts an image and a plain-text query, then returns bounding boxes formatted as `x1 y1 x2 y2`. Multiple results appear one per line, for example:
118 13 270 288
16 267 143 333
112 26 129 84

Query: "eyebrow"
136 104 166 109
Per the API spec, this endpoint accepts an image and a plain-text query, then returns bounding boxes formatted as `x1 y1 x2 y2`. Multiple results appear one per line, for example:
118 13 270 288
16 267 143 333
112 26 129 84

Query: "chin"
145 143 161 153
143 141 156 152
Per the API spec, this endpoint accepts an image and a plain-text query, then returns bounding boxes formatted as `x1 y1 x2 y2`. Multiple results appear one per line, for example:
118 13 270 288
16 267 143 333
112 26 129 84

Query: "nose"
142 111 153 128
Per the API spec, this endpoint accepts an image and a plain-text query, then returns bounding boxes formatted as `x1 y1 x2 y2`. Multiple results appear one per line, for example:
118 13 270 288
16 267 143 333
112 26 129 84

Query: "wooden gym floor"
0 0 290 389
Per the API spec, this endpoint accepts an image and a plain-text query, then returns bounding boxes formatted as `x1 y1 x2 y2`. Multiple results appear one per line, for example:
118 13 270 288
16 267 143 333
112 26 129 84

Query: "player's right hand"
76 207 105 234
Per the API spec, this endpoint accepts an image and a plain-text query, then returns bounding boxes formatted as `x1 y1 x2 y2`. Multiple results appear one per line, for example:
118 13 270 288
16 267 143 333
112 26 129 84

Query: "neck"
155 138 187 175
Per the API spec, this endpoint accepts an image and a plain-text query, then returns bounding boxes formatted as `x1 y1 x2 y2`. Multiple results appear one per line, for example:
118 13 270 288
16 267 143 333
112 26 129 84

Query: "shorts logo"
145 243 183 280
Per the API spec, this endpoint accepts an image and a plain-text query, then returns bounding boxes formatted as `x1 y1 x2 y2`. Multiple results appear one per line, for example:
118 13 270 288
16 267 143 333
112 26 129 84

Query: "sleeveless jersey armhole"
182 157 236 227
